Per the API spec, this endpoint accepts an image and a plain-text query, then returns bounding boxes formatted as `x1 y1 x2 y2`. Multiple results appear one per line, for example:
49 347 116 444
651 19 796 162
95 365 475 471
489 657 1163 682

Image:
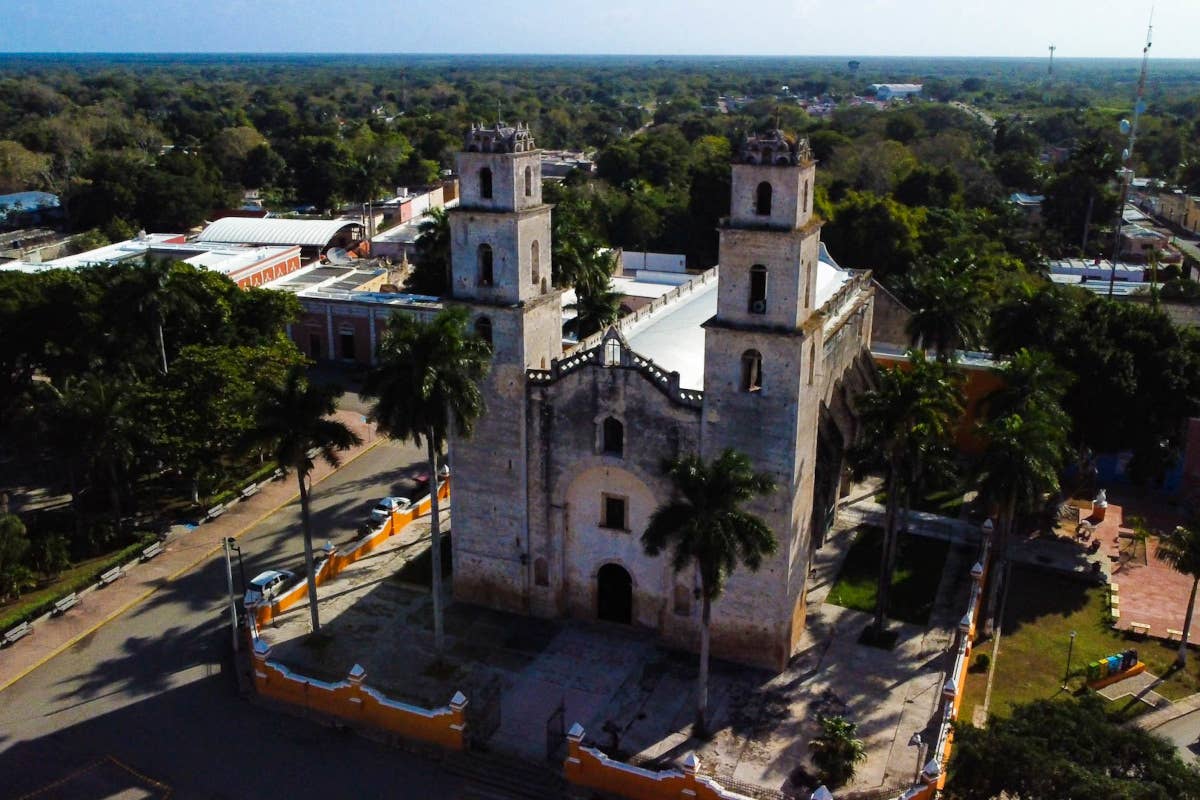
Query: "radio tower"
1107 11 1154 298
1048 44 1056 76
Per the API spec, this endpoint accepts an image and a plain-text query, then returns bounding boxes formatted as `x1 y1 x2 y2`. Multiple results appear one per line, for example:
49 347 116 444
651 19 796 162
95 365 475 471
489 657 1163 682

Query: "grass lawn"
826 526 950 626
961 565 1200 724
0 554 113 628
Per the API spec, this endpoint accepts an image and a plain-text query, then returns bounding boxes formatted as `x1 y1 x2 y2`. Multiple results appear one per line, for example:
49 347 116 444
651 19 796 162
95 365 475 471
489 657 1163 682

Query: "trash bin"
1088 661 1100 681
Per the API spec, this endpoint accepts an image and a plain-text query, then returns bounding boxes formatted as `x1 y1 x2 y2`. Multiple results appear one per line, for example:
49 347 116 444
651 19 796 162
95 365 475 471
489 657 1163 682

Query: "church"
447 123 876 671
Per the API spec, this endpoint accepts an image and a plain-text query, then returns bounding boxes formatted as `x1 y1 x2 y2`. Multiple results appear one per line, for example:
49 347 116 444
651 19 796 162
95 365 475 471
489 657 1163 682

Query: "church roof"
624 253 852 392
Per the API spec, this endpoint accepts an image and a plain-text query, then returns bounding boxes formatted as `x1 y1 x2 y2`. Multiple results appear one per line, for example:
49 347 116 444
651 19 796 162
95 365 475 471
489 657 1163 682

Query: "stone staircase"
445 750 568 799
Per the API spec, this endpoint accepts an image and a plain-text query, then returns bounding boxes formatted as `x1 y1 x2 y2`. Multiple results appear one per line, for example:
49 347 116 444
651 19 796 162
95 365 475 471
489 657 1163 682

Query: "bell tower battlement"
450 122 552 309
716 131 822 331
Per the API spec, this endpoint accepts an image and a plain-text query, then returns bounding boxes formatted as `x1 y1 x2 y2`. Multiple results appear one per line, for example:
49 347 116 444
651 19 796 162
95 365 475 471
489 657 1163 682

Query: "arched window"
749 264 767 314
474 316 492 345
524 165 533 197
755 181 772 216
534 557 549 587
604 338 621 366
741 349 763 393
531 240 540 286
602 417 624 456
477 244 494 287
479 167 493 200
803 180 810 214
673 584 692 616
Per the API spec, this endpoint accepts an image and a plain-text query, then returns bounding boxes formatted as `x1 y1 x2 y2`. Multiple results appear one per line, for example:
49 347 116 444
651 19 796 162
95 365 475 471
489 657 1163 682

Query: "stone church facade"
448 124 875 671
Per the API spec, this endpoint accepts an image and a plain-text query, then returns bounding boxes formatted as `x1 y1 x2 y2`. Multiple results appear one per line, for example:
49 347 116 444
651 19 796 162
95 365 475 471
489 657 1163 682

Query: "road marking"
0 438 385 694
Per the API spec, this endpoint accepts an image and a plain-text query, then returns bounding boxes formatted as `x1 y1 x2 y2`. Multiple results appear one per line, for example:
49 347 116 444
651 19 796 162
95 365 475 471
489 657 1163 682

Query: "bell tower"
699 131 825 669
448 122 561 612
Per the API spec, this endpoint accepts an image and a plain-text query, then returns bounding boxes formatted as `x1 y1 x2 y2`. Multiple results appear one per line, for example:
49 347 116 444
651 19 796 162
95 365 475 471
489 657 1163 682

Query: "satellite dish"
326 248 352 265
1119 119 1132 135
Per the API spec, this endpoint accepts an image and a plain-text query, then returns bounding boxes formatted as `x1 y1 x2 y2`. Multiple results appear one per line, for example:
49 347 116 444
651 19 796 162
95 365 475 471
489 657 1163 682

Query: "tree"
408 207 450 296
948 696 1200 799
1155 517 1200 667
850 351 963 634
0 140 48 194
809 715 868 788
821 191 924 282
243 367 361 633
566 253 622 338
361 307 491 653
641 449 777 736
0 513 33 601
904 263 986 358
1041 137 1119 255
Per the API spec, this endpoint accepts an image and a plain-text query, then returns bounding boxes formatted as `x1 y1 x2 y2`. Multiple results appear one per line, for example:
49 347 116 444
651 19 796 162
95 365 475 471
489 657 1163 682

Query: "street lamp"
226 537 247 594
1063 629 1077 689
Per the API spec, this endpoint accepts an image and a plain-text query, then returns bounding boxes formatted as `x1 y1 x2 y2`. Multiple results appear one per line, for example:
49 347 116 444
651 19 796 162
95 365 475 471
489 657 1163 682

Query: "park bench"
204 502 227 522
272 468 285 481
2 621 33 647
238 482 261 500
52 593 79 616
1129 622 1151 636
98 566 124 586
1168 628 1184 641
141 541 164 560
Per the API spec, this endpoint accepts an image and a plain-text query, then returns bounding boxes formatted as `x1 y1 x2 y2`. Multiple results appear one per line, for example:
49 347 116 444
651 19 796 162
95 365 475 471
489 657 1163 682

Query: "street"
0 436 466 799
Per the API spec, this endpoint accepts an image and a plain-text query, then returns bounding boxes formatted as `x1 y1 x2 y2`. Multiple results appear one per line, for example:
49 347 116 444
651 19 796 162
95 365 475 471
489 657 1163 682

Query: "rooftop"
1 233 299 278
197 217 360 248
623 246 853 391
265 263 440 308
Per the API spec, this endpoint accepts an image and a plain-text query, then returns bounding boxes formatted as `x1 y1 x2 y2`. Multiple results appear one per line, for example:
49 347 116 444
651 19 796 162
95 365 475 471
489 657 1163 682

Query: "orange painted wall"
565 737 768 800
248 480 464 750
252 658 466 750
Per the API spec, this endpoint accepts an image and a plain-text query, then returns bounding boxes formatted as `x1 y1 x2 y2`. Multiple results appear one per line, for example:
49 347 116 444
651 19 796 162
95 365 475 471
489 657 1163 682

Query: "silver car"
243 569 296 607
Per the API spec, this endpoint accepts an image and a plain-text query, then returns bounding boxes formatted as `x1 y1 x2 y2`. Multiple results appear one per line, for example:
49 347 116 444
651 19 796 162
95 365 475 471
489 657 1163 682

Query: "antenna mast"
1048 44 1056 76
1107 11 1154 298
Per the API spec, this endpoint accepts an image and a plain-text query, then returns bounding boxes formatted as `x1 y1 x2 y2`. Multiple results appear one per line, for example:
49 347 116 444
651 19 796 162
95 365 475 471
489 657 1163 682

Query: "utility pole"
223 537 239 654
1108 14 1153 298
1048 44 1056 76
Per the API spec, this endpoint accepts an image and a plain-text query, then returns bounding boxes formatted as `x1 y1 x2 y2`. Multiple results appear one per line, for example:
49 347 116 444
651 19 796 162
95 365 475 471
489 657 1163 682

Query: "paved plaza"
258 509 973 797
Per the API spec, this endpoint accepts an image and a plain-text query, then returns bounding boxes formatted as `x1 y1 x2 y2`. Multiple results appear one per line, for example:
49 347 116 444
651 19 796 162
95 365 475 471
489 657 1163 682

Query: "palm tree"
243 366 361 633
566 276 623 338
810 715 868 788
408 207 451 295
1154 518 1200 667
850 350 962 634
641 449 777 736
361 306 491 653
976 350 1071 626
904 266 985 359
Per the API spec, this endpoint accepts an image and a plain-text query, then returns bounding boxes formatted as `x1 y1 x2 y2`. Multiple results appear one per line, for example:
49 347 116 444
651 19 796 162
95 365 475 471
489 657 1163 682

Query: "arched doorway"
596 564 632 624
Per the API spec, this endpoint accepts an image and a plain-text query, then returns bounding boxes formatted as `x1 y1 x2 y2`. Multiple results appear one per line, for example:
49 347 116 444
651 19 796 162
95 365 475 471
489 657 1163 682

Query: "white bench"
204 502 228 522
98 566 124 586
1167 628 1184 641
52 593 79 616
1129 622 1151 636
141 541 165 560
238 483 261 500
2 621 33 646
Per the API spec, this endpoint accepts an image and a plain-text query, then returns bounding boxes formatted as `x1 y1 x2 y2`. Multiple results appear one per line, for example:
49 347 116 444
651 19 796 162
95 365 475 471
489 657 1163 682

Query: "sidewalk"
0 410 380 693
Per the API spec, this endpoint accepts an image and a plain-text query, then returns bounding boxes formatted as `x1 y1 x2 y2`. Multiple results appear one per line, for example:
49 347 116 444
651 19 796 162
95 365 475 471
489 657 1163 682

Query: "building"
195 217 364 262
1159 191 1200 234
447 126 876 671
870 83 922 100
265 263 440 363
2 232 303 289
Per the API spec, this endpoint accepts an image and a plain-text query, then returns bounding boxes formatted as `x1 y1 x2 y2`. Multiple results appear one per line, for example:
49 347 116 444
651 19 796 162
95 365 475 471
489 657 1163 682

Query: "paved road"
1150 708 1200 767
0 438 465 799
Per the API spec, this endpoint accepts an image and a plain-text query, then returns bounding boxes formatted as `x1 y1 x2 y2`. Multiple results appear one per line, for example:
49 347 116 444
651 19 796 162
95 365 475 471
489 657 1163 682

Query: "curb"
0 436 385 694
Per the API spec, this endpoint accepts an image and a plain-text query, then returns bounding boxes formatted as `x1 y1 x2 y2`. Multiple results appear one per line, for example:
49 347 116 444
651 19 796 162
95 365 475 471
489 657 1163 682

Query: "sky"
2 0 1196 59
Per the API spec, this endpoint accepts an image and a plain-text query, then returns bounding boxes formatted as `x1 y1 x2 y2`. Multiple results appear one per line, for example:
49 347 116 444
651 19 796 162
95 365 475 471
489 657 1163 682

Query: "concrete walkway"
0 410 380 693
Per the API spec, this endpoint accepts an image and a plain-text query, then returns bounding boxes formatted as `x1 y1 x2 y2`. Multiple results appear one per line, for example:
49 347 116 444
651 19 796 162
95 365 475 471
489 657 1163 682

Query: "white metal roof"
197 217 358 247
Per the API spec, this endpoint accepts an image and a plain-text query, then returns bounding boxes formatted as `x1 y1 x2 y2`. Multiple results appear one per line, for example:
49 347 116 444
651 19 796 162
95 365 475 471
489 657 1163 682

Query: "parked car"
243 569 296 607
369 496 412 524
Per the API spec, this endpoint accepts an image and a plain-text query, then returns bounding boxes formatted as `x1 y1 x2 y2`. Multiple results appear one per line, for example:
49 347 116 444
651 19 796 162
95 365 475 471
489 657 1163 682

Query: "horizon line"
1 51 1196 61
